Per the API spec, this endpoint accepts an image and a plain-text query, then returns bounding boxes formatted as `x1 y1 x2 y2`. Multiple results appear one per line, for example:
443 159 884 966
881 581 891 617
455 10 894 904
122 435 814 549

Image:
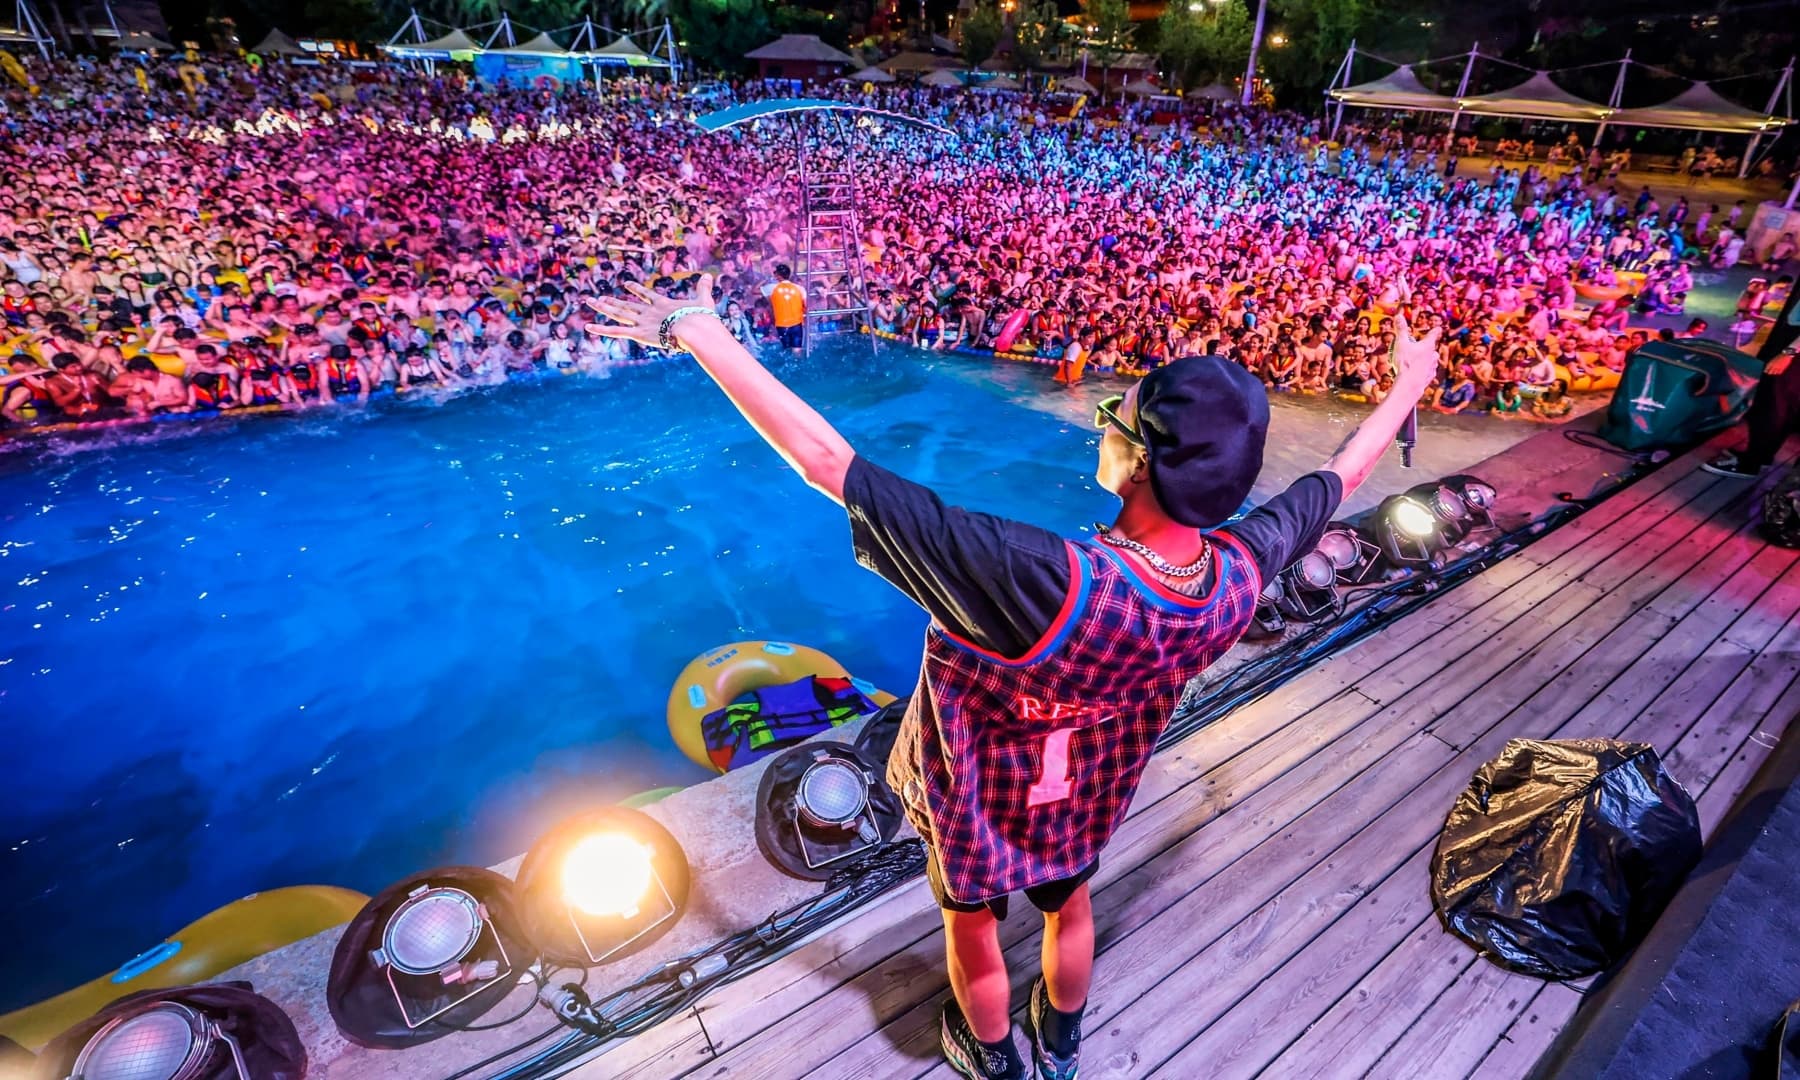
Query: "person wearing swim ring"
586 273 1443 1080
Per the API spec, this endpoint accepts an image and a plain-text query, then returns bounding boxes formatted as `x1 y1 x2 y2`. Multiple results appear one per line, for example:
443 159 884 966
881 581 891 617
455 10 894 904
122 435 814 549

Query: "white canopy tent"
920 68 965 88
1328 64 1459 113
1456 71 1610 123
1608 81 1788 134
1191 82 1237 101
251 29 309 57
1325 44 1793 175
841 65 895 83
1056 75 1097 95
492 31 568 56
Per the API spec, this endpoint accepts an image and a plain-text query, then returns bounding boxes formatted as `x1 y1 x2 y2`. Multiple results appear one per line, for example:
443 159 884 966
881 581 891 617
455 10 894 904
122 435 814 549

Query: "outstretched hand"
1388 312 1443 391
583 273 717 349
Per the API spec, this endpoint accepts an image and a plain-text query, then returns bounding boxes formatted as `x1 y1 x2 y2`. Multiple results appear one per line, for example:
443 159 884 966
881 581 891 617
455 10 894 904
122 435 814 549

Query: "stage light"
328 867 534 1046
1267 547 1345 623
1391 496 1438 538
757 744 903 881
1316 524 1383 585
1442 474 1498 526
370 882 515 1027
562 834 657 919
518 807 690 966
1376 493 1444 568
70 1001 248 1080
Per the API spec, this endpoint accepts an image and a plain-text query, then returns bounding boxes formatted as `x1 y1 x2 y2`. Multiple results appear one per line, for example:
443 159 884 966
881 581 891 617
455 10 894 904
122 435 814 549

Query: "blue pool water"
0 342 1530 1011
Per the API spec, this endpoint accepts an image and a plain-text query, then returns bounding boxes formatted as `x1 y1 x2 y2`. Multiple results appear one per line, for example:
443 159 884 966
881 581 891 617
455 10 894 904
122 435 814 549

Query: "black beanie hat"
1136 355 1270 528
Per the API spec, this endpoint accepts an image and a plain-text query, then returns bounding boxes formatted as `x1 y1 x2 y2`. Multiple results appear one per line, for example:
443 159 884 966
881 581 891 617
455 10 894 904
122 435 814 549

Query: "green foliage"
1010 0 1064 72
1156 0 1251 89
961 0 1003 69
669 0 770 71
1082 0 1134 66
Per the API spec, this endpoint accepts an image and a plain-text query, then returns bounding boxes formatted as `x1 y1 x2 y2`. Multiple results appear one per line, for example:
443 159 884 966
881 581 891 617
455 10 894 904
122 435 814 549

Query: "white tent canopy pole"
1328 39 1355 140
1449 42 1478 133
1739 57 1794 178
1591 48 1631 150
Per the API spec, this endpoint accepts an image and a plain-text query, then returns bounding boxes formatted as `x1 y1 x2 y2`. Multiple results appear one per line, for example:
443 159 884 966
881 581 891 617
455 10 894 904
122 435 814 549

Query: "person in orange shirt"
766 264 806 351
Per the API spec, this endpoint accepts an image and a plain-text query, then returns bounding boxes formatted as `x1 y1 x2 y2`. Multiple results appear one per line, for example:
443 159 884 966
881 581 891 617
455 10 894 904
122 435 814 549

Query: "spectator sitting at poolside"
110 356 186 416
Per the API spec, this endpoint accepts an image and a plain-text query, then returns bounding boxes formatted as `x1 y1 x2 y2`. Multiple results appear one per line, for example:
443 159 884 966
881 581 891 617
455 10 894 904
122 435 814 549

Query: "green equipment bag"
1600 339 1765 452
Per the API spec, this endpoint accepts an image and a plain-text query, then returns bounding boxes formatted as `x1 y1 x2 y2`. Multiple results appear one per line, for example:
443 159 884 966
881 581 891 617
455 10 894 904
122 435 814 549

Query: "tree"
1155 0 1252 89
1081 0 1134 91
1010 0 1064 74
668 0 769 71
961 0 1003 70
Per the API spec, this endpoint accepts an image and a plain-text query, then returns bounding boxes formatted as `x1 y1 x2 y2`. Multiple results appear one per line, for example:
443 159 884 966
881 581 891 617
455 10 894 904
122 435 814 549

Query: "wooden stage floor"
582 436 1800 1080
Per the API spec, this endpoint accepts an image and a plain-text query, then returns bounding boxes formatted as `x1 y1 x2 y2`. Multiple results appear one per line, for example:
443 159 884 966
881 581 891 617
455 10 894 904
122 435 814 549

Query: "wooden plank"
1466 984 1586 1080
1258 924 1477 1080
1694 670 1800 835
1362 961 1548 1080
1665 568 1800 797
1148 849 1438 1079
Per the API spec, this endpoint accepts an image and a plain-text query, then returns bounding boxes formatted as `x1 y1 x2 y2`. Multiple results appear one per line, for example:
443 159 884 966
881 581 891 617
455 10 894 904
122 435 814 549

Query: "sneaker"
942 1002 1026 1080
1700 452 1766 479
1027 978 1081 1080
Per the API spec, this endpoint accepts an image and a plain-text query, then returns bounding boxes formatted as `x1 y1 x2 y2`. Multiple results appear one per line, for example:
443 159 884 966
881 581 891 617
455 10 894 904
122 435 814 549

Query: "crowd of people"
2 51 1797 433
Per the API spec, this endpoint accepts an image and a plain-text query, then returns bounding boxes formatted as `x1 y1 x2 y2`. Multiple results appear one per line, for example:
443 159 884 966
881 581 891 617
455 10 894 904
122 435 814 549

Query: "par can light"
69 1001 246 1080
327 866 534 1048
37 986 305 1080
369 884 514 1028
517 806 690 967
756 743 903 881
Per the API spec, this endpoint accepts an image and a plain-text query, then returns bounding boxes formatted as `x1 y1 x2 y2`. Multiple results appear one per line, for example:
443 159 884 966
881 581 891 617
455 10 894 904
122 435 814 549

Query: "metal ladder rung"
807 307 871 317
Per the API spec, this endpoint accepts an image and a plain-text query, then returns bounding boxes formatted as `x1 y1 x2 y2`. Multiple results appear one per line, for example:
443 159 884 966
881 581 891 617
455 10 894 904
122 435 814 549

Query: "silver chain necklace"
1096 526 1213 579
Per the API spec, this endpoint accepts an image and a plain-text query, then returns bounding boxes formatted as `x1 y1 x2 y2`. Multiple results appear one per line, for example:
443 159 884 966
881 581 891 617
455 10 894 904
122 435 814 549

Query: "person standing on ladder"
585 274 1443 1080
766 263 806 352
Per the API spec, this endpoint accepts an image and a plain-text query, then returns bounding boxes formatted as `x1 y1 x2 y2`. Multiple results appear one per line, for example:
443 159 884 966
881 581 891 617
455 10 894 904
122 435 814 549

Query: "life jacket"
700 675 882 773
325 357 361 393
190 371 232 408
288 363 319 395
353 317 388 340
887 535 1262 904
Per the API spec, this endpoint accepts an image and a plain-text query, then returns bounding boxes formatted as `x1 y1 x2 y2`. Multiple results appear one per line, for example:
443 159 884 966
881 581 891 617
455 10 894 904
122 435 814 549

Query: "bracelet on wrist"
657 307 719 353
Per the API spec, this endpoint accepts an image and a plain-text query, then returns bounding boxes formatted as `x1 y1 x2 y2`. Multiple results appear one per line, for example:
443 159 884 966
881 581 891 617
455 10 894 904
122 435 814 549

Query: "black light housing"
38 985 306 1080
756 743 903 881
516 807 690 967
327 866 535 1049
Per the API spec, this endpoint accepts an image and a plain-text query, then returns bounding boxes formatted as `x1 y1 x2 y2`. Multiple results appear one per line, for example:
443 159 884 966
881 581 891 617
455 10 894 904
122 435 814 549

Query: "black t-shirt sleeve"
843 455 1072 659
1224 471 1345 582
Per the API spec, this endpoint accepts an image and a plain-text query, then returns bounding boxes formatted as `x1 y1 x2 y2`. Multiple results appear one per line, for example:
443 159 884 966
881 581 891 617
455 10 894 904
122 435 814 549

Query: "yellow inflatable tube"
667 641 896 773
0 885 368 1050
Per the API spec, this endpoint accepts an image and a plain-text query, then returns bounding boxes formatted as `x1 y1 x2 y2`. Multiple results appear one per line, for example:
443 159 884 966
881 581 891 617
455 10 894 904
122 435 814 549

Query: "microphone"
1397 406 1418 468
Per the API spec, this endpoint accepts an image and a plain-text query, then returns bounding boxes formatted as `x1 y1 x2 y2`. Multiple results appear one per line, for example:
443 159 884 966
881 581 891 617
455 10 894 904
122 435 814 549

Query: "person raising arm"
588 274 1439 1080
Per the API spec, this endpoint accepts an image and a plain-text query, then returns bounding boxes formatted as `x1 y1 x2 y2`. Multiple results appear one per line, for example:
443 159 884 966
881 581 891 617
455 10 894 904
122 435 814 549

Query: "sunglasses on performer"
1094 394 1145 447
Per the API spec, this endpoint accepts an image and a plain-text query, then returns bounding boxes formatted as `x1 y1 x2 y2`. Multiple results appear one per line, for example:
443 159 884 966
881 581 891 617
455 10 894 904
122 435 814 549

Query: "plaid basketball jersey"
886 531 1262 904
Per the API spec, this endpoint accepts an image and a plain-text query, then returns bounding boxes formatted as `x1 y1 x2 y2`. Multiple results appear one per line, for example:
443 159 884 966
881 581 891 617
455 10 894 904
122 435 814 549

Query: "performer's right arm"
1323 314 1440 498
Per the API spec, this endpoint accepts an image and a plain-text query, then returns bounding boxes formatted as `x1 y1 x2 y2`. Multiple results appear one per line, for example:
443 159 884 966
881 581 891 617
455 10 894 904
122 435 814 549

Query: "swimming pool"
0 342 1534 1011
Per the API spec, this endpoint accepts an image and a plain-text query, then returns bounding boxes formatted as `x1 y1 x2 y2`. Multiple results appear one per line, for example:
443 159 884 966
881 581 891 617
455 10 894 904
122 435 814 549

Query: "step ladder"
792 115 873 356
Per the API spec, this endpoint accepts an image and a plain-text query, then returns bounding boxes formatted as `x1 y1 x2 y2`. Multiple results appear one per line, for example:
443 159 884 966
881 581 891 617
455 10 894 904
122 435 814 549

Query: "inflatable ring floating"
667 641 896 774
1574 282 1631 303
0 885 367 1050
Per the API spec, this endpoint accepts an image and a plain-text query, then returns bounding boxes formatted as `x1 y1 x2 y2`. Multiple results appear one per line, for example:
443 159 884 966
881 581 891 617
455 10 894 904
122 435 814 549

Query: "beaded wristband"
657 307 720 353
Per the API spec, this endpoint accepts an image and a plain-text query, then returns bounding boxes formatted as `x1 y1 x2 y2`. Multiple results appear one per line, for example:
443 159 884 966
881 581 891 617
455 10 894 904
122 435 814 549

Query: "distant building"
744 34 857 83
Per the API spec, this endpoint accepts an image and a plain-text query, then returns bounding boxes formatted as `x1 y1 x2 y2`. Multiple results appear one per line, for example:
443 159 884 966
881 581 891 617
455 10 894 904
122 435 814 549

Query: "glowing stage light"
562 833 657 919
1391 496 1438 538
519 807 689 966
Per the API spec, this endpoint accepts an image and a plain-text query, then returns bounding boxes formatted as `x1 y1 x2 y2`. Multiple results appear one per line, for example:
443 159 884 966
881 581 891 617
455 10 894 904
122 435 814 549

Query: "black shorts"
926 848 1098 920
777 323 804 350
